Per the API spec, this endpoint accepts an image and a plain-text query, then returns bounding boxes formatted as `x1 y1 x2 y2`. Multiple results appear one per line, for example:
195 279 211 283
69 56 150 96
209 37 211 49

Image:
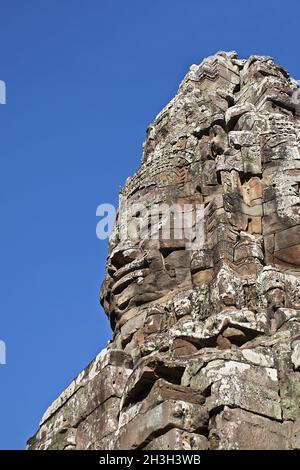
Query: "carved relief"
29 52 300 451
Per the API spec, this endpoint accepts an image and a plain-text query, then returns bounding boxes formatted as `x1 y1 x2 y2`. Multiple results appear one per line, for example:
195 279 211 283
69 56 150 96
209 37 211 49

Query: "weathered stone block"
209 407 290 450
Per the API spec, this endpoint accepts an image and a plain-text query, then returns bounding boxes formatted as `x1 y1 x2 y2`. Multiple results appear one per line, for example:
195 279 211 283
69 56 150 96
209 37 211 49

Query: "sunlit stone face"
100 51 300 358
30 52 300 451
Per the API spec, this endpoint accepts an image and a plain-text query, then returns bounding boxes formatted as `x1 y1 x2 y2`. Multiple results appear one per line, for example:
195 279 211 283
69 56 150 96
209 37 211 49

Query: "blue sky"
0 0 299 449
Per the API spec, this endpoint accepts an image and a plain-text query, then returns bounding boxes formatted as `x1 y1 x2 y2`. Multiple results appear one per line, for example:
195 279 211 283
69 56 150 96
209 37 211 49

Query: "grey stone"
28 52 300 451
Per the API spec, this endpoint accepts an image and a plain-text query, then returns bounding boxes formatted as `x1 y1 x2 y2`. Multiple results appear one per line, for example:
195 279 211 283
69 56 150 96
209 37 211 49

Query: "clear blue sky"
0 0 299 449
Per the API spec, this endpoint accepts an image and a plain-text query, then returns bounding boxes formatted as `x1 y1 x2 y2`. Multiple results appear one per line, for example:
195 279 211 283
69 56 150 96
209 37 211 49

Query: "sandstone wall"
29 52 300 450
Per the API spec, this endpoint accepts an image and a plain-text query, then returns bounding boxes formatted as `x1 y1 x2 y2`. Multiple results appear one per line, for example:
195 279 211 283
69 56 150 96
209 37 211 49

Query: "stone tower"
28 52 300 450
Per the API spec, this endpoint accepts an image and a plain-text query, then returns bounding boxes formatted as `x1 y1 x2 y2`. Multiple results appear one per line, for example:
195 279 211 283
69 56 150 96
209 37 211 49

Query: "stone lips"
29 51 300 450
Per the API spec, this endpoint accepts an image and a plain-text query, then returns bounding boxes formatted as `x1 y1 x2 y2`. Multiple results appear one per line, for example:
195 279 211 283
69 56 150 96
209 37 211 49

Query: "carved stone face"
30 52 300 452
100 52 300 359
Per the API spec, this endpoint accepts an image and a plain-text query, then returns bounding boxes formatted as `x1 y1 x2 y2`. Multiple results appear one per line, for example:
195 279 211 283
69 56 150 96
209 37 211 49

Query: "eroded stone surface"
28 52 300 450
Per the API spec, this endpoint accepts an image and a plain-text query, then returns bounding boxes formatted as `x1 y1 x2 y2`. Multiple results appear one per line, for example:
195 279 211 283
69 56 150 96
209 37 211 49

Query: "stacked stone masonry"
28 52 300 450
